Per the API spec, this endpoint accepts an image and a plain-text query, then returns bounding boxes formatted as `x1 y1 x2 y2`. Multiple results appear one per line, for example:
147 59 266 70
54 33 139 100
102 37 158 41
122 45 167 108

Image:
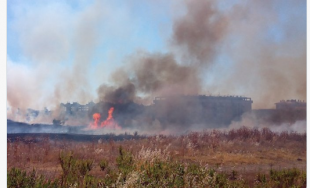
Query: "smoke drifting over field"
7 0 306 132
228 113 307 134
97 52 201 104
96 0 306 108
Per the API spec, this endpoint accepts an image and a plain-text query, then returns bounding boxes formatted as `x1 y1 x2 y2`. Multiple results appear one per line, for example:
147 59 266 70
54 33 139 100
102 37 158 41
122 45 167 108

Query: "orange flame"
90 113 101 129
101 107 121 130
89 107 121 130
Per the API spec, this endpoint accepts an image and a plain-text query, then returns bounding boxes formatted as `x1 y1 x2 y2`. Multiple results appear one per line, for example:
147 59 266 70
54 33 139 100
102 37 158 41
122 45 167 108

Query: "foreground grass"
8 147 306 188
7 127 306 187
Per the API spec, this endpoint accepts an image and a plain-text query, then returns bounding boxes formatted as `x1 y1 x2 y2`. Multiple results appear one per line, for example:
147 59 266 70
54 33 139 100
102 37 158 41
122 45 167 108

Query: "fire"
101 107 114 126
101 107 121 129
90 113 101 129
89 107 121 130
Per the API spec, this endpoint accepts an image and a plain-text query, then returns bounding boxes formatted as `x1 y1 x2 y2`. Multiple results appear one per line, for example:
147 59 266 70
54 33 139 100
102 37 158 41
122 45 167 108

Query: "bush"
59 151 95 187
59 151 78 186
116 146 134 178
7 168 58 188
77 159 93 177
99 159 108 171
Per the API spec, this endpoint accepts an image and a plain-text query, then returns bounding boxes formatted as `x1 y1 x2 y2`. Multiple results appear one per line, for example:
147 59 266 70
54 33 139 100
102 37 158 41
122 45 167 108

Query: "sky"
7 0 176 108
7 0 172 80
6 0 307 111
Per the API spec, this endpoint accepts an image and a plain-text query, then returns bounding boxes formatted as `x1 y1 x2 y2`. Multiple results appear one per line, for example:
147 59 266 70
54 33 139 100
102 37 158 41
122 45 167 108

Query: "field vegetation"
7 127 306 187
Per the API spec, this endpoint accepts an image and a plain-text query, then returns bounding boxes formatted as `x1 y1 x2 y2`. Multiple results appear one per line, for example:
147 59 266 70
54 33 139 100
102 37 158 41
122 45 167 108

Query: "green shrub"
101 167 119 187
269 168 300 187
116 146 134 181
257 173 266 183
77 159 93 177
7 168 58 188
215 172 228 187
59 151 78 186
59 151 95 187
83 175 97 188
99 159 109 171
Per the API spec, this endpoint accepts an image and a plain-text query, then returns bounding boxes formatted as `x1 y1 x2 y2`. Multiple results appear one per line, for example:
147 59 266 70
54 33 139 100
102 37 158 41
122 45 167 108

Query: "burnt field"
7 133 145 143
7 127 306 187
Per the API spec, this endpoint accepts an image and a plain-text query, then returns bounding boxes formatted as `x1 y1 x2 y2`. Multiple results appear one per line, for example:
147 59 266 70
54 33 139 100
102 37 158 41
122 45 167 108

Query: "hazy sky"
7 0 306 110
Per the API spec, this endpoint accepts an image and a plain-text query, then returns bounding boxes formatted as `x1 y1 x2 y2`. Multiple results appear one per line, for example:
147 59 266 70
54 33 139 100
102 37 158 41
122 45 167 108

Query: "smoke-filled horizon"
7 0 306 117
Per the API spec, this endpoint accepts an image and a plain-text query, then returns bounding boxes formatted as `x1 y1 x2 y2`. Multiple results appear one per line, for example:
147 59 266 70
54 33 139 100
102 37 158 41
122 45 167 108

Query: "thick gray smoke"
171 0 229 66
97 52 201 104
96 0 306 109
97 0 228 103
97 83 136 104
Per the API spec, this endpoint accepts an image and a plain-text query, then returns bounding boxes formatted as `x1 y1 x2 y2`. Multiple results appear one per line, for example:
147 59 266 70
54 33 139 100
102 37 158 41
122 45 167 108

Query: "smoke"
171 0 229 66
50 0 106 106
7 0 110 121
96 0 227 103
171 0 306 108
97 83 136 104
97 52 201 104
200 0 306 108
229 112 306 134
7 0 306 129
96 0 306 109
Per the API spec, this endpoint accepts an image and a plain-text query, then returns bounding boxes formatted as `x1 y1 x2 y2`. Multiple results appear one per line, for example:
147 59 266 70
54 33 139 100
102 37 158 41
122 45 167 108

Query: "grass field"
7 127 306 187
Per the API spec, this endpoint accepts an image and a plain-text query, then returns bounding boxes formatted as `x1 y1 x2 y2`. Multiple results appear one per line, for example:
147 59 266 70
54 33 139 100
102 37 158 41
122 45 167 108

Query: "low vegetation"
7 127 306 187
8 148 306 187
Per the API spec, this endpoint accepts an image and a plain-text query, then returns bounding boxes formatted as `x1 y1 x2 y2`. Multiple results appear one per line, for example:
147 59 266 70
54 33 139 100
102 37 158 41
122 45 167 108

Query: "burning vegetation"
89 107 121 130
7 95 306 135
89 113 100 129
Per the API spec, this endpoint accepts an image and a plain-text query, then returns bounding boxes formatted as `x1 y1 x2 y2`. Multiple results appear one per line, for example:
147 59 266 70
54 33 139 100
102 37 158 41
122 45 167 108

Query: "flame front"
101 107 121 129
89 107 121 130
90 113 101 129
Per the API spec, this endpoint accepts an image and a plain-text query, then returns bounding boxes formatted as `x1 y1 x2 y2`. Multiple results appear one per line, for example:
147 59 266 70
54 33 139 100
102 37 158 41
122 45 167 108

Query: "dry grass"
7 127 306 182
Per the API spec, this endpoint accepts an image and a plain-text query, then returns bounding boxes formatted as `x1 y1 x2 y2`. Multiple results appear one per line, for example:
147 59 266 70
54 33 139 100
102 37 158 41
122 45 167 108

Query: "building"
253 99 306 124
152 95 253 125
275 100 306 110
60 101 95 115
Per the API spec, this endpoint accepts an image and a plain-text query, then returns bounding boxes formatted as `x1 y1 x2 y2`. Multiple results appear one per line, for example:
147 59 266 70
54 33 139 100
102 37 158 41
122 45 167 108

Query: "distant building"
60 101 95 115
275 100 306 110
152 95 253 125
253 99 306 124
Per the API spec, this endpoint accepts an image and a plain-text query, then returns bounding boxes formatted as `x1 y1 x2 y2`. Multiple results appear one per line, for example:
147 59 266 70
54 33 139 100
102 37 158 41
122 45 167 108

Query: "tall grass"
7 127 306 187
8 148 306 187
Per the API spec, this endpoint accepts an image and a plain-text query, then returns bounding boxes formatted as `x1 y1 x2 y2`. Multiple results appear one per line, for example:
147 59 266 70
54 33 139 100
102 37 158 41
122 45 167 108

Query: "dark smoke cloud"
95 0 306 136
96 0 230 104
131 53 200 94
97 83 136 104
96 0 305 110
97 52 201 104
